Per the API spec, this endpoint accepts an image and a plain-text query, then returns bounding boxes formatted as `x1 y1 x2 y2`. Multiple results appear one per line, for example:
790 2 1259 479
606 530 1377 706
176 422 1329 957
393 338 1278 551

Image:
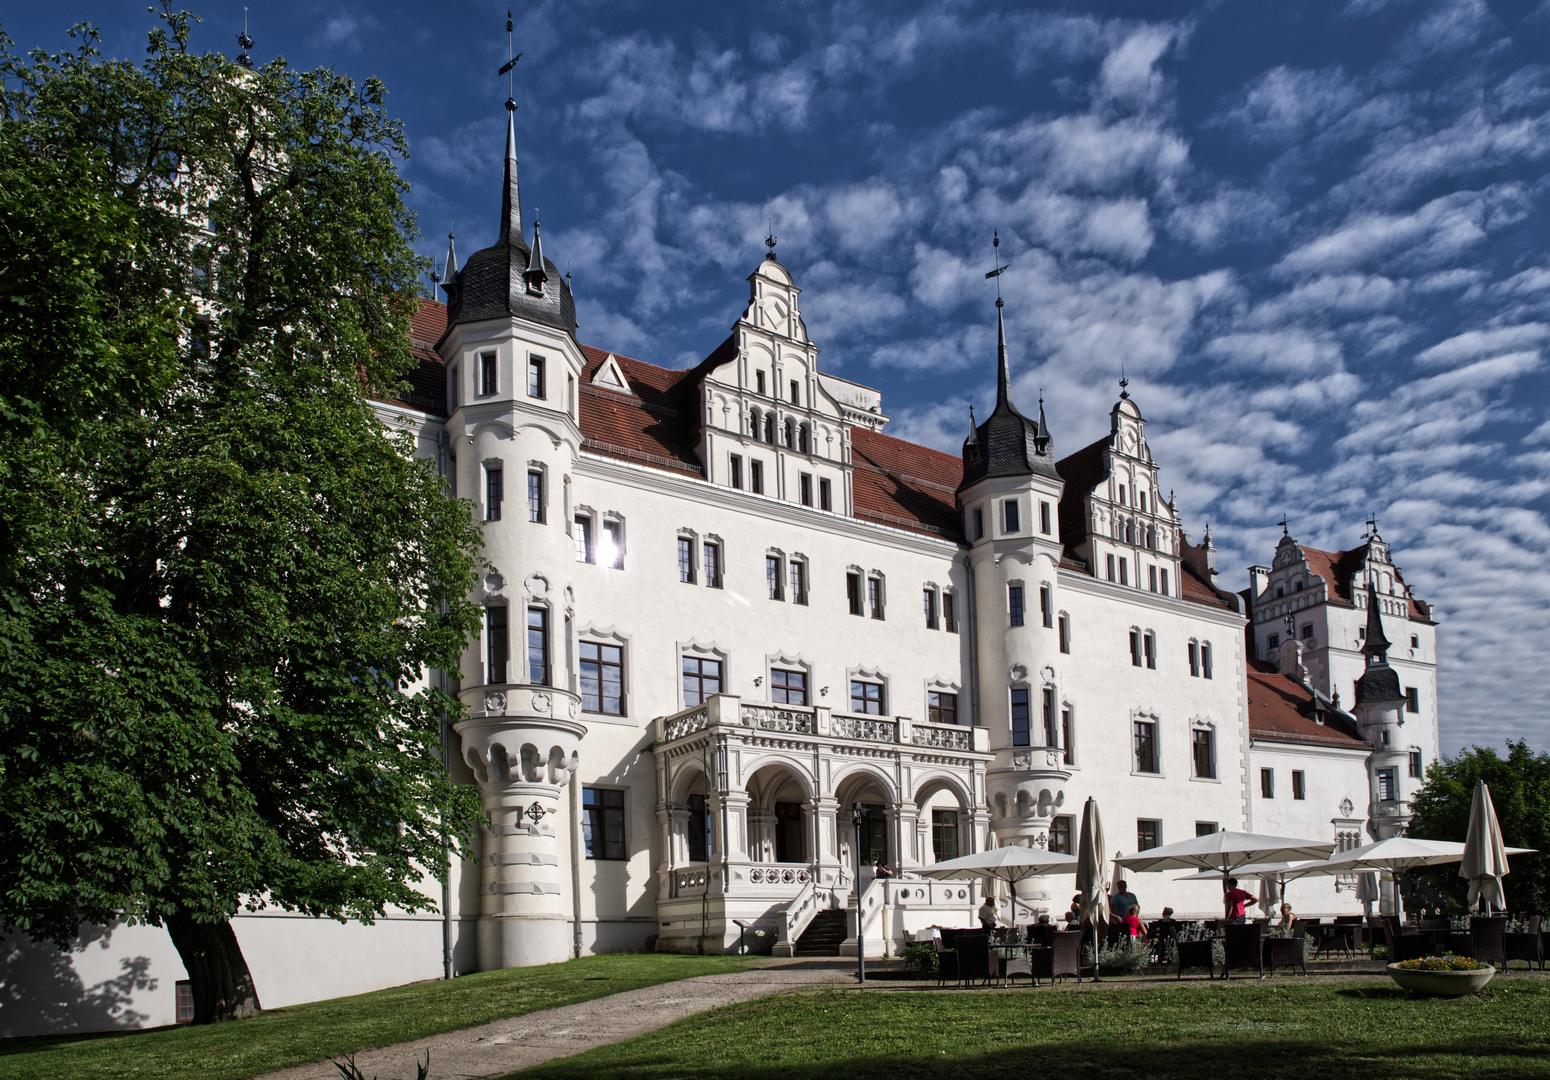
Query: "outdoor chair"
1364 915 1386 956
1027 923 1055 948
956 934 993 986
1469 916 1507 968
1032 930 1082 984
1222 922 1265 978
1263 934 1306 975
1503 916 1543 972
934 934 960 986
1389 933 1430 963
1176 936 1217 980
1000 945 1034 986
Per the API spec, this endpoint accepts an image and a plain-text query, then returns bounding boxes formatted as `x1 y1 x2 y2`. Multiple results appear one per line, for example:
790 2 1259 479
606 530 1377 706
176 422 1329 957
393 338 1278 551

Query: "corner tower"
440 104 587 972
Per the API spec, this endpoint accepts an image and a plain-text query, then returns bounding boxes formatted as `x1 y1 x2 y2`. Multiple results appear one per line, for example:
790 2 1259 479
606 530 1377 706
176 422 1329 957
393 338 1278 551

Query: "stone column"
457 687 584 970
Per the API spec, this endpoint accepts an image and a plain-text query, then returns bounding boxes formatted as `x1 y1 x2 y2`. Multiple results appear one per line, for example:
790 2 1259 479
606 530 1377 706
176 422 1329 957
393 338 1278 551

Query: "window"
751 460 764 494
766 555 783 600
678 537 694 583
1011 687 1031 746
771 668 808 705
847 571 864 616
602 519 624 569
1004 499 1020 533
580 641 624 715
755 370 766 395
799 473 813 506
1301 623 1314 640
682 657 723 706
1377 767 1398 802
973 508 984 540
574 514 594 562
1405 687 1420 713
790 379 800 404
527 607 549 685
1260 768 1275 799
1008 585 1025 627
487 607 508 683
1042 687 1058 746
1049 815 1073 855
1196 822 1218 837
1411 634 1419 649
932 809 960 862
1119 484 1127 506
1140 491 1147 512
819 478 832 511
763 414 775 443
784 418 795 447
1143 631 1156 670
1137 820 1160 851
528 355 545 398
686 793 709 862
1106 553 1115 581
1129 630 1142 667
868 576 885 620
850 680 885 715
1267 633 1280 651
1161 567 1169 596
448 364 460 410
944 592 958 633
485 466 503 521
1118 558 1129 586
1409 750 1423 778
1134 720 1158 773
1189 641 1200 677
566 372 575 416
527 470 544 523
176 980 195 1024
923 589 938 629
730 455 743 490
1058 613 1070 653
790 559 807 605
703 541 722 588
1292 770 1306 800
1061 705 1073 764
928 691 958 725
1149 565 1157 592
1192 728 1215 779
480 352 497 395
1040 500 1052 535
1040 584 1053 628
582 788 625 859
1201 643 1213 680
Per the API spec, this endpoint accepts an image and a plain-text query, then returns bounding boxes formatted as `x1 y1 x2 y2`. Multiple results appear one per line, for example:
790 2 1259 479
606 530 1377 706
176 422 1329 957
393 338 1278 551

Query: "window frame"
526 605 550 686
1292 769 1306 800
847 570 864 616
579 639 626 716
527 354 546 399
931 808 960 862
729 454 743 490
485 464 504 522
770 667 808 706
819 477 832 511
1003 499 1020 533
927 690 958 725
480 351 498 396
574 512 594 562
751 459 764 495
850 679 886 716
1133 718 1159 774
766 554 784 601
526 468 544 524
1191 726 1215 780
1008 584 1025 627
1039 583 1053 628
867 575 885 620
681 654 724 708
789 557 808 605
1137 819 1161 852
923 587 939 630
943 591 958 633
1058 612 1070 653
1010 686 1031 747
1260 767 1275 799
486 605 509 685
702 539 722 589
678 535 695 584
1040 500 1052 535
582 787 626 860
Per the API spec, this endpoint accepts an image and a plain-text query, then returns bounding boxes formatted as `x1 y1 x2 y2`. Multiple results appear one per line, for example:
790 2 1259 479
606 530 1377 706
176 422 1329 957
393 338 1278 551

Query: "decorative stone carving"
485 691 507 715
1012 751 1032 770
1010 664 1028 682
1340 797 1355 817
568 699 580 719
531 692 550 714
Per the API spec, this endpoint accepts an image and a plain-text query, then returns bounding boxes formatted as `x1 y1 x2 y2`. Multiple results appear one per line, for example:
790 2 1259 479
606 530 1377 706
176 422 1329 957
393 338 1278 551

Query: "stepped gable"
1298 543 1432 623
850 427 963 539
1247 659 1366 748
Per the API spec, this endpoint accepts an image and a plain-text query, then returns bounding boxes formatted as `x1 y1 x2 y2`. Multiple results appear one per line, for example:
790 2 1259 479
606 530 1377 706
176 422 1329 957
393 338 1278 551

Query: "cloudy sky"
12 1 1550 754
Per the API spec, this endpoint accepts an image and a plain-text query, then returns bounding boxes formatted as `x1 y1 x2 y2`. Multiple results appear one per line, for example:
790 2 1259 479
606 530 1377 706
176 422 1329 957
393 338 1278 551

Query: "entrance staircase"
793 908 848 956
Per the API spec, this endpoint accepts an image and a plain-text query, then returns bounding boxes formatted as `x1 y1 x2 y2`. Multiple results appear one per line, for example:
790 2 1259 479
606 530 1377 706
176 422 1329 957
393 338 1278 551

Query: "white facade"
6 128 1443 1038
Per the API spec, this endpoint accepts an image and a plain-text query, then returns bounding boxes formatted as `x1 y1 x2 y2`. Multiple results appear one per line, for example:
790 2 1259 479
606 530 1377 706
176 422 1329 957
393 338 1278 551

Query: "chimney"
1248 565 1270 604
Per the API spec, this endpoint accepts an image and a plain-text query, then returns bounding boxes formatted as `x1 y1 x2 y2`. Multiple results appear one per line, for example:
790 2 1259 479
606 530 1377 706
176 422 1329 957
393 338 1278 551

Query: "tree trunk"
165 914 262 1023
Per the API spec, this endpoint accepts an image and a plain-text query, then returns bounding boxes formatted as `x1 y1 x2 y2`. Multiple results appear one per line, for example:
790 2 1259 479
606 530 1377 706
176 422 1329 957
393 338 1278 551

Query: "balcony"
655 695 989 753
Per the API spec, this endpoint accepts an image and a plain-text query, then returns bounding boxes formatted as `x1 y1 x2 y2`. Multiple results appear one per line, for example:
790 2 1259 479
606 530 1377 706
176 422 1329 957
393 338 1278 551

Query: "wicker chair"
956 934 993 986
935 933 960 986
1027 923 1055 948
1504 916 1543 972
1222 923 1265 979
1364 915 1387 956
1263 934 1307 975
1316 921 1357 959
1032 930 1082 984
1176 937 1216 979
1470 916 1508 968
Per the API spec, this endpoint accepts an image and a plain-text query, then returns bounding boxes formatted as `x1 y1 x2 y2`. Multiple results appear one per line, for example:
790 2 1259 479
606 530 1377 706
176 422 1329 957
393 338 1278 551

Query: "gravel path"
252 959 853 1080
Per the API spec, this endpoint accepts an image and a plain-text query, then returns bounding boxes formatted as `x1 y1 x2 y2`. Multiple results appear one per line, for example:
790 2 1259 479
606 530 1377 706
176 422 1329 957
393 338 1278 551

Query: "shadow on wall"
0 924 156 1038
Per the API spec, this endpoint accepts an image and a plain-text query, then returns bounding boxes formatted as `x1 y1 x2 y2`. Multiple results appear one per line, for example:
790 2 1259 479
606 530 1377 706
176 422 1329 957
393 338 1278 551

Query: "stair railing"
773 879 820 956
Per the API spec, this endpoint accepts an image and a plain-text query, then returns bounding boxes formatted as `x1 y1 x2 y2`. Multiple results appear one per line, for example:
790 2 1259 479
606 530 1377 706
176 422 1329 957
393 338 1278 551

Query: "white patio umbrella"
1175 860 1334 911
1318 835 1534 921
1461 781 1512 913
1118 831 1336 883
1074 797 1107 982
918 846 1078 925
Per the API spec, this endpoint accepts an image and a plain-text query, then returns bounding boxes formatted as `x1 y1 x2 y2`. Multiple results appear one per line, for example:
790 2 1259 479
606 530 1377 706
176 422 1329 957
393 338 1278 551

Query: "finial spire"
496 11 523 247
765 216 778 260
443 225 458 281
1362 577 1392 663
1119 363 1130 399
525 214 548 289
985 231 1013 407
1278 515 1289 537
236 7 255 67
1365 512 1380 540
965 394 979 447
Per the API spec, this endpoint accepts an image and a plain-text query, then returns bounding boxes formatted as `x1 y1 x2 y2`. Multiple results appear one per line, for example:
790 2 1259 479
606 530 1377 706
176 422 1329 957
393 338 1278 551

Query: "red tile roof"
849 428 962 538
1246 659 1368 748
578 346 702 475
1293 543 1432 623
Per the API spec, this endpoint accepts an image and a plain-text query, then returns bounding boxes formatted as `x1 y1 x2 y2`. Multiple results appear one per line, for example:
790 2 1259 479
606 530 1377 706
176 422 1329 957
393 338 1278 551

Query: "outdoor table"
990 943 1041 986
1315 922 1356 959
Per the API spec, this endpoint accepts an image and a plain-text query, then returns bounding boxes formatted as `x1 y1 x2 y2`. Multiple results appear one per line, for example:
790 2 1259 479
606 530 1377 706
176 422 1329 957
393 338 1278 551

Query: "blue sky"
11 1 1550 754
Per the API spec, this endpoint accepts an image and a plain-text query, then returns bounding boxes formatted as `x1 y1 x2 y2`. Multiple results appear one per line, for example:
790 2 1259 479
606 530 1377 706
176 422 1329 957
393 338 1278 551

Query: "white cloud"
1098 25 1178 108
1276 187 1524 276
1414 324 1549 369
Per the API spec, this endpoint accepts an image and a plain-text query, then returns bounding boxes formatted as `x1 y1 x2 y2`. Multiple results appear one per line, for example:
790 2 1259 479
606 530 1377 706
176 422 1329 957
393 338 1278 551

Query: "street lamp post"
852 803 866 984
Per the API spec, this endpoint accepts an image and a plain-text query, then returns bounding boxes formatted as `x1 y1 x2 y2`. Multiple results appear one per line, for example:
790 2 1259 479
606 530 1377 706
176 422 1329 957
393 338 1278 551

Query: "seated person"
872 855 895 880
1277 902 1296 932
1064 895 1083 927
1036 913 1052 926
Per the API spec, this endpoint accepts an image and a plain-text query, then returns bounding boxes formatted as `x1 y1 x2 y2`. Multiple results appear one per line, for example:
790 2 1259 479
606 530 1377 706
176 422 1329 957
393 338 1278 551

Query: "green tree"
1406 740 1550 916
0 10 485 1022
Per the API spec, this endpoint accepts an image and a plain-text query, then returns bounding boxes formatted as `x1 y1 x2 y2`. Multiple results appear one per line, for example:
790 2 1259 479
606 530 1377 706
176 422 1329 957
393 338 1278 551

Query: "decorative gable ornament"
591 354 632 394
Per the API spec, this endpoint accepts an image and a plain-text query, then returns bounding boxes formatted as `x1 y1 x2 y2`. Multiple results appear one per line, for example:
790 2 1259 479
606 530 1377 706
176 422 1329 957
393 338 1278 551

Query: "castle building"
2 111 1440 1037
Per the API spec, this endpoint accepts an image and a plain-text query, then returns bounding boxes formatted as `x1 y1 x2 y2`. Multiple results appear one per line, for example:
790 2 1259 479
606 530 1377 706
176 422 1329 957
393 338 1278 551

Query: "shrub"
901 942 938 973
1098 939 1150 975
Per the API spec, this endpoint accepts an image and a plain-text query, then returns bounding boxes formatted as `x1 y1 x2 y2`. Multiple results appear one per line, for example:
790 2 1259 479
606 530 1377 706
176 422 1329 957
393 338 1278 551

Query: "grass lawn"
0 953 762 1080
518 977 1550 1080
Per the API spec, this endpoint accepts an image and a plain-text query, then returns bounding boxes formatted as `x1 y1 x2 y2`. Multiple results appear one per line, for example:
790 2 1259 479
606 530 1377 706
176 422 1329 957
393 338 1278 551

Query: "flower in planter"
1393 953 1488 971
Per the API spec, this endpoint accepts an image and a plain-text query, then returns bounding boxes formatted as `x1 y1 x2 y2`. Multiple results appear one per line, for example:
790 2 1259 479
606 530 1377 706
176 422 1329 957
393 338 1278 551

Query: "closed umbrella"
1461 780 1512 913
1074 797 1107 982
1355 871 1379 917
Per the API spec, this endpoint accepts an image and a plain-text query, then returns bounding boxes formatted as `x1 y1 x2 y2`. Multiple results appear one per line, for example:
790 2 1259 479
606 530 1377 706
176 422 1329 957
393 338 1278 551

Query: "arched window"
784 418 796 448
763 414 776 444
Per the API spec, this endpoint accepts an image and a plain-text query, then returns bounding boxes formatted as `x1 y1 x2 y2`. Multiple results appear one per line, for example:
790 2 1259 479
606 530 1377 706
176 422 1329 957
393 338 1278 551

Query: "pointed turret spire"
444 228 458 280
965 396 979 448
525 216 549 290
500 105 523 248
1362 577 1391 664
995 297 1013 408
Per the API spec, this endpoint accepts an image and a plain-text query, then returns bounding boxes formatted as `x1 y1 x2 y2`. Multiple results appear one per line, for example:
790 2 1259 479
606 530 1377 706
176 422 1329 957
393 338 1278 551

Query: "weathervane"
1278 515 1289 537
984 229 1010 308
765 216 778 260
498 10 523 112
236 7 254 68
1119 363 1129 399
1364 513 1380 540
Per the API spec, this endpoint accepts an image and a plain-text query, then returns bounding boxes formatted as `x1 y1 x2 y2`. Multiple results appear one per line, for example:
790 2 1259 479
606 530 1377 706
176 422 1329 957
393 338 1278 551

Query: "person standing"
1109 880 1139 921
1223 878 1259 923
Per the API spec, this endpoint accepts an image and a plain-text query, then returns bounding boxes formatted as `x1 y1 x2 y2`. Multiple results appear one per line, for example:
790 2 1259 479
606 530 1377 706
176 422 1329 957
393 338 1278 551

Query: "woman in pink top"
1124 905 1147 939
1222 877 1259 923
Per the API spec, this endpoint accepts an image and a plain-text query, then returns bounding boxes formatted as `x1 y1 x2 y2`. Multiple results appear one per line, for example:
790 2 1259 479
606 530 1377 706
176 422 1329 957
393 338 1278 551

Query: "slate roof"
1246 659 1368 748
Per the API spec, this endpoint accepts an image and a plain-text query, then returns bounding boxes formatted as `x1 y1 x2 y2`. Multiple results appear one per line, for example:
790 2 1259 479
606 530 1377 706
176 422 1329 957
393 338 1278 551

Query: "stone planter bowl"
1387 963 1496 996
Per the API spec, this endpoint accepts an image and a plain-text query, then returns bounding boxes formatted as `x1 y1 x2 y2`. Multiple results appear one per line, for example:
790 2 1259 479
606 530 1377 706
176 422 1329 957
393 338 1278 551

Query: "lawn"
0 953 762 1080
518 977 1550 1080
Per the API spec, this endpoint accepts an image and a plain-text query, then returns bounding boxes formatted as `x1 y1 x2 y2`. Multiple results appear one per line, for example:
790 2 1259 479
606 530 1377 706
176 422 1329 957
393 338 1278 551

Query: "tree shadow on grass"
522 1037 1550 1080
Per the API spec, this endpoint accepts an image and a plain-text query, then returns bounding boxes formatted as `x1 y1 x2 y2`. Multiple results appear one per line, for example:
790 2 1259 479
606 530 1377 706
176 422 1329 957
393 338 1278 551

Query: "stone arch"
744 760 813 864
